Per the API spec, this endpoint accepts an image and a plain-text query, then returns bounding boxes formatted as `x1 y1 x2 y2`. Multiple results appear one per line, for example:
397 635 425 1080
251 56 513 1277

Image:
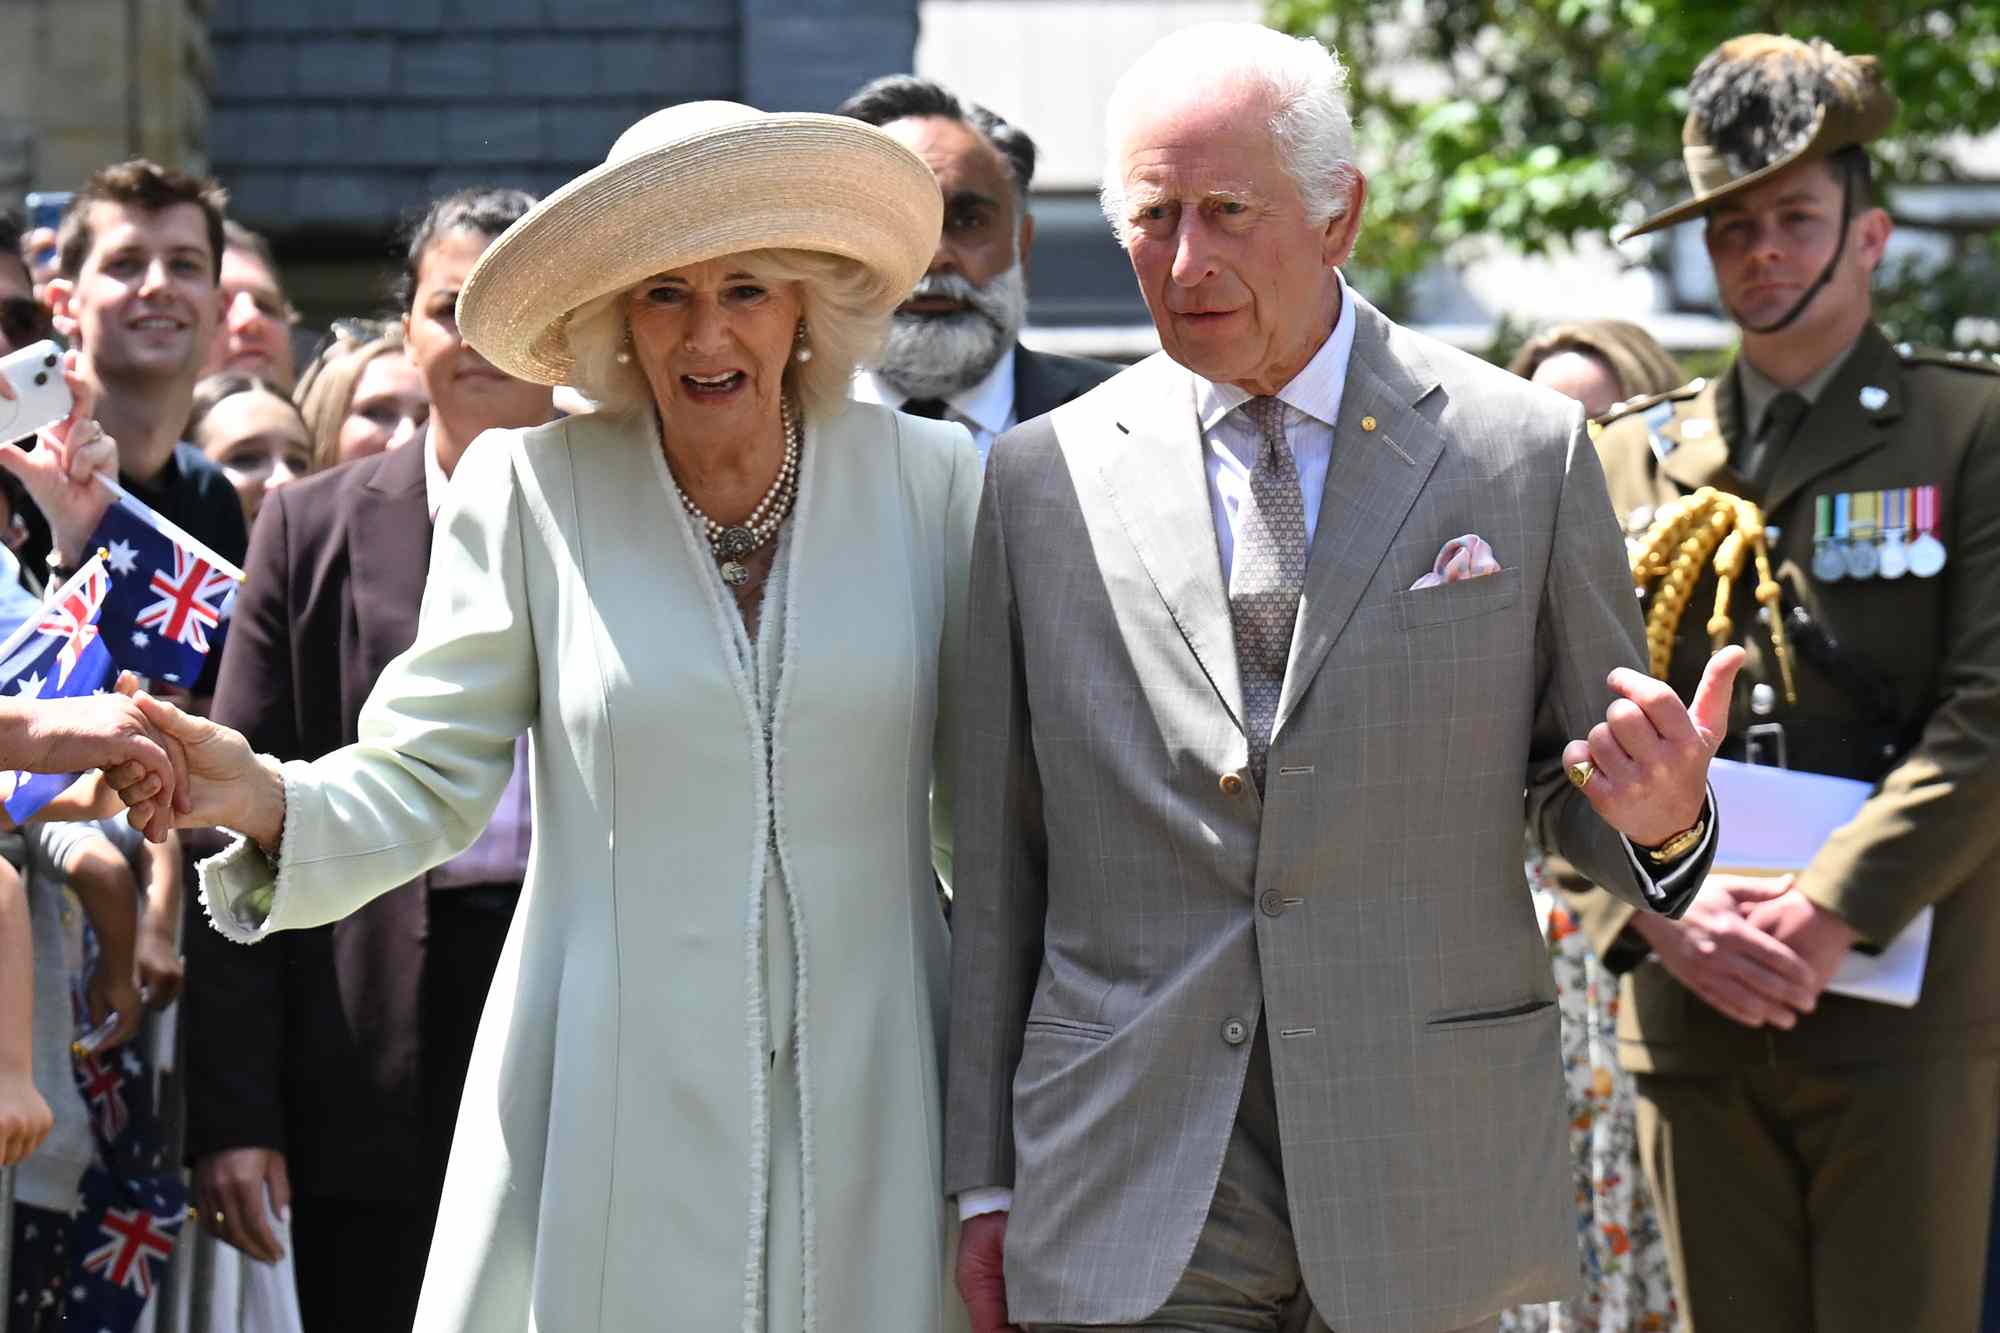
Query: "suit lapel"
1273 299 1444 736
348 441 433 680
1090 358 1245 732
1012 346 1059 423
1013 345 1105 422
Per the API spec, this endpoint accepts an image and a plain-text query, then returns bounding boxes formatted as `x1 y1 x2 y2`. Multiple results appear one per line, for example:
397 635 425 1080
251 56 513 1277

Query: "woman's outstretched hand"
105 674 286 851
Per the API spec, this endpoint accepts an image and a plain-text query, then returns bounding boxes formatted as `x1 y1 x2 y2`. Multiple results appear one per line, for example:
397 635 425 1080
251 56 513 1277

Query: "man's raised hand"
1563 646 1743 849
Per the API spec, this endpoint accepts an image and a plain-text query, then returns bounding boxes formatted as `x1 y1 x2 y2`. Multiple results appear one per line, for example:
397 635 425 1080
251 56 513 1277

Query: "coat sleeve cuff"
957 1187 1013 1221
1618 786 1715 917
195 761 306 944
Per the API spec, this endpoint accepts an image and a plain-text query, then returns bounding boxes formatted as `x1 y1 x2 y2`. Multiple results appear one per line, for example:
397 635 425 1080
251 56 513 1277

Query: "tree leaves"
1274 0 2000 342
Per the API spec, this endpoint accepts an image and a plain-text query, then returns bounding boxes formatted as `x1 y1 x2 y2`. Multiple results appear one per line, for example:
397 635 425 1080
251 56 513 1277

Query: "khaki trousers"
1636 1055 2000 1333
1028 1022 1498 1333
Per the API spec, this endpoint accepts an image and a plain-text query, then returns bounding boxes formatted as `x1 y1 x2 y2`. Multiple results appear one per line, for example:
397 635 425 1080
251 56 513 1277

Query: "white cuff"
1621 784 1716 905
957 1187 1012 1221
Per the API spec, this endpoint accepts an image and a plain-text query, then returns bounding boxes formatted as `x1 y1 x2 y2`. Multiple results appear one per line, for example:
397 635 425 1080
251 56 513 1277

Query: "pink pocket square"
1409 534 1501 590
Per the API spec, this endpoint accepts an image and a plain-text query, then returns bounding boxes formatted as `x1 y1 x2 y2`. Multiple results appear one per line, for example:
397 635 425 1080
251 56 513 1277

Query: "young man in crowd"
1569 34 2000 1331
838 75 1118 458
204 220 298 391
5 161 248 587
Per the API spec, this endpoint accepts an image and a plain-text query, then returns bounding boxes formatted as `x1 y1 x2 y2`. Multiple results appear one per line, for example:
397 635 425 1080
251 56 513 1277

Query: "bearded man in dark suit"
839 75 1118 456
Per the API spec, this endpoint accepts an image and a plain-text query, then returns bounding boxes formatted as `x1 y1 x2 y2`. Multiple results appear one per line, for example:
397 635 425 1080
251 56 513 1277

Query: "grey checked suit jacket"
944 295 1705 1333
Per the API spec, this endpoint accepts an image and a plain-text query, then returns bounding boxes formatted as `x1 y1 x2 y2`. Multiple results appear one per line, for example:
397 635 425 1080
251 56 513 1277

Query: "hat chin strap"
1731 170 1854 336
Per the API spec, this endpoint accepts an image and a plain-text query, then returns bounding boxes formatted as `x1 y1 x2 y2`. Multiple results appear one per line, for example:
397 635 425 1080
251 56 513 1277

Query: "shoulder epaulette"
1895 343 2000 376
1596 377 1708 429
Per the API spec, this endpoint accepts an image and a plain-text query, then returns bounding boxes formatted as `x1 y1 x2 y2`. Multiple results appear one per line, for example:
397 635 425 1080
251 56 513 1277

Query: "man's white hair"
1099 23 1360 243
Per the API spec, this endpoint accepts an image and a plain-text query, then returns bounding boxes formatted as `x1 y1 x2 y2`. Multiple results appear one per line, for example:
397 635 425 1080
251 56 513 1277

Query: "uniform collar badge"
1859 385 1889 411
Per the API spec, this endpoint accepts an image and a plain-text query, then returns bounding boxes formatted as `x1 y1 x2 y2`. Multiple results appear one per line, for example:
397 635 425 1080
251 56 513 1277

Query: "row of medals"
1810 486 1946 583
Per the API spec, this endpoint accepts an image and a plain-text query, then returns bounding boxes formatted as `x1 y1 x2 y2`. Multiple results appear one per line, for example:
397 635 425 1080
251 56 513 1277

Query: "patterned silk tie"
1229 396 1308 790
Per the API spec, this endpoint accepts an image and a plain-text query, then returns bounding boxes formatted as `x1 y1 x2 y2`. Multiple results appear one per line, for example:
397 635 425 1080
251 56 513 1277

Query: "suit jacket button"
1259 890 1284 917
1221 1018 1249 1046
1220 772 1245 796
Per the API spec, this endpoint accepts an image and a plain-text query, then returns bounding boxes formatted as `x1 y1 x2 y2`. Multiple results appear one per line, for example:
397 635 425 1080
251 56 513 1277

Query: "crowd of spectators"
0 162 463 1333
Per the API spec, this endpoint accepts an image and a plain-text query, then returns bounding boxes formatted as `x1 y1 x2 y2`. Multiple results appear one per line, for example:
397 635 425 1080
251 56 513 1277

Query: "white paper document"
1708 758 1930 1008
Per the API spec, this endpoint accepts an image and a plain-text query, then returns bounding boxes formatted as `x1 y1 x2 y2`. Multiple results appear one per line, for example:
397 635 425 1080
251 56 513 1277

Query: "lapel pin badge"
1859 385 1889 411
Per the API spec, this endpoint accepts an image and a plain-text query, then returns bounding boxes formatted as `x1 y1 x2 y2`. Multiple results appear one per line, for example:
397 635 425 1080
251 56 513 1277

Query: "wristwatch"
1643 818 1707 865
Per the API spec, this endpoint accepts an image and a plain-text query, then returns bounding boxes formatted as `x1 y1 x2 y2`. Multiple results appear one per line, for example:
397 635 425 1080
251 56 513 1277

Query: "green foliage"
1268 0 2000 341
1876 231 2000 350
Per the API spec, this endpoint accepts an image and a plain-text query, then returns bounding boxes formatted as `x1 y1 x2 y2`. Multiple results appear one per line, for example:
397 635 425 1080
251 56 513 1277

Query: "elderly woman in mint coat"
119 103 976 1332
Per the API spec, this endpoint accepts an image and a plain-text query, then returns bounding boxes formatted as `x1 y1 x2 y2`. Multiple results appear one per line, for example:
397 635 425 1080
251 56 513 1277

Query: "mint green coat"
201 402 977 1332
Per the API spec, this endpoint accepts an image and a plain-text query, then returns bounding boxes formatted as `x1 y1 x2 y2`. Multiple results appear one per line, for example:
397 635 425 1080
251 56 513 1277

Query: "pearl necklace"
673 397 802 587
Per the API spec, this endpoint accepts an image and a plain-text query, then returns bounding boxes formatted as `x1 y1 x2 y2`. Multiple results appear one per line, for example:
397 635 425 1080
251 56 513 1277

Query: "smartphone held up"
0 340 74 446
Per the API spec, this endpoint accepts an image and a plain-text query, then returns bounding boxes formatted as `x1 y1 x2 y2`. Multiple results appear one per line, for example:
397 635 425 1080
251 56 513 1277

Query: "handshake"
4 673 279 848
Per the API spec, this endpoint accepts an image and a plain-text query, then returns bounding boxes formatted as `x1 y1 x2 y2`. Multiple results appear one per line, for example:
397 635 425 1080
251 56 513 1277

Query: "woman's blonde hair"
1507 319 1686 417
294 324 410 470
563 247 890 423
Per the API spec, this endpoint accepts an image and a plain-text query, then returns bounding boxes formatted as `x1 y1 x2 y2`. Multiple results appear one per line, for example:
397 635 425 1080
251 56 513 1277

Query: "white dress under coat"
200 401 978 1332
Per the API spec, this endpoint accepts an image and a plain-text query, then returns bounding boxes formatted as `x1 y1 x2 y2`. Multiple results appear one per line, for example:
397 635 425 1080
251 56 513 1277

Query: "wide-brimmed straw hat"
1620 35 1897 241
457 101 943 386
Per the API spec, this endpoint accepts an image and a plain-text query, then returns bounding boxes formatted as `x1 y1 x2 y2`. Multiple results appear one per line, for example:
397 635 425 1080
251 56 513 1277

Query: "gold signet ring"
1567 761 1596 791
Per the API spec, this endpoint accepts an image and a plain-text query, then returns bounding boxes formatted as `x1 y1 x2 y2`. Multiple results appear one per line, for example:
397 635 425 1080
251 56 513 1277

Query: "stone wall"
0 0 211 204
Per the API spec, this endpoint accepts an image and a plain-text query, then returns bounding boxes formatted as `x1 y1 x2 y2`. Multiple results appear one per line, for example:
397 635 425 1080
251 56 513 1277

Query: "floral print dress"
1501 851 1682 1333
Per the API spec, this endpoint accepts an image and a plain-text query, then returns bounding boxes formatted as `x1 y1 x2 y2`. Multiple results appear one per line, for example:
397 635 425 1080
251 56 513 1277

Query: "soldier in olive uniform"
1561 34 2000 1331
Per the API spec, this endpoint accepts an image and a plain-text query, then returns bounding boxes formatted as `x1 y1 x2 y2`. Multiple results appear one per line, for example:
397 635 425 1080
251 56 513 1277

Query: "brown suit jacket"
183 440 444 1198
1565 326 2000 1071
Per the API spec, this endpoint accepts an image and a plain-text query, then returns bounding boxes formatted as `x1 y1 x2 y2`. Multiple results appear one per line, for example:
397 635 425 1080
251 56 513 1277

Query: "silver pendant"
718 526 756 558
721 560 749 586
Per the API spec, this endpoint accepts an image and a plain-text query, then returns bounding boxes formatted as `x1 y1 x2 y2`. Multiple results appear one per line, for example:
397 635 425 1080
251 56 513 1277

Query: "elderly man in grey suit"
946 23 1742 1333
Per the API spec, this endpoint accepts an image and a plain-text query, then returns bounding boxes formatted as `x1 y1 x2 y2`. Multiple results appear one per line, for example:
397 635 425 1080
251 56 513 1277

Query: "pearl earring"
793 319 813 364
615 326 633 365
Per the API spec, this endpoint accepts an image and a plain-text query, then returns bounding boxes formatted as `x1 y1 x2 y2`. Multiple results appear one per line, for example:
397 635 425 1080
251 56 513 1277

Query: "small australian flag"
0 553 115 822
91 481 244 688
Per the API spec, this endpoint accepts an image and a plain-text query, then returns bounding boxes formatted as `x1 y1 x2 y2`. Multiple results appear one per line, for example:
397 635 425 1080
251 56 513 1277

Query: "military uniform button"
1220 772 1246 797
1221 1018 1249 1046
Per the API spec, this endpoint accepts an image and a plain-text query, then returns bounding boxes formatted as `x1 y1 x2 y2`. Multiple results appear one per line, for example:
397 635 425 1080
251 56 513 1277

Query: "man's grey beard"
872 264 1028 401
